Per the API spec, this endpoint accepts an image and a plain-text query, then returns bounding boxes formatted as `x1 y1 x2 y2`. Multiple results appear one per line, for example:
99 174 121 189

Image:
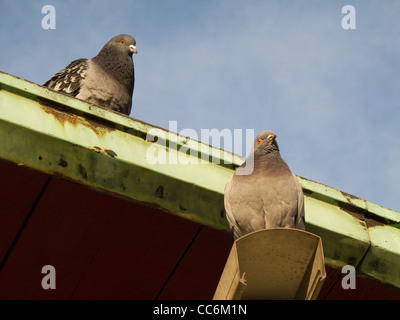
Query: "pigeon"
44 34 137 115
224 130 305 240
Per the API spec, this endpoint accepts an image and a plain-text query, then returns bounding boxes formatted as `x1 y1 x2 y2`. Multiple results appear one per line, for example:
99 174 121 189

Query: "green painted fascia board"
304 196 370 267
360 226 400 288
297 176 400 288
1 71 400 289
0 72 243 170
298 176 400 226
0 72 234 229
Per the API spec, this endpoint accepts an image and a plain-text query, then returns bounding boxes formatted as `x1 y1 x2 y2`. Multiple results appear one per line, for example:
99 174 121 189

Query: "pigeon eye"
120 40 126 45
257 139 262 144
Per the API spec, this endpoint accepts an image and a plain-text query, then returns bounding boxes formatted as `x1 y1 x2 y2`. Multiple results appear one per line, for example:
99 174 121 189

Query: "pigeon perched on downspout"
224 130 305 240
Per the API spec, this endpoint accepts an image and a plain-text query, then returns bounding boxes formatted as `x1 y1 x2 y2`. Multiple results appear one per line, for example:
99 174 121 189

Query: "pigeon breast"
77 59 132 114
224 130 305 240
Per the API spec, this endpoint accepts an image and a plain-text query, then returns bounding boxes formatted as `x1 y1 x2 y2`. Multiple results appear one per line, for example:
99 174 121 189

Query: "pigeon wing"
224 176 266 239
44 58 88 97
293 174 306 230
260 174 305 230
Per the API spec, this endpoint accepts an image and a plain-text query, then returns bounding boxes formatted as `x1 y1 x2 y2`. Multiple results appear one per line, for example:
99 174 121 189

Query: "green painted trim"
0 72 234 230
304 196 370 267
360 226 400 288
1 71 400 289
298 176 400 225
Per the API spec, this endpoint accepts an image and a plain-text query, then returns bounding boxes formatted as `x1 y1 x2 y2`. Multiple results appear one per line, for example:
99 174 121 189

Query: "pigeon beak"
267 134 277 141
129 45 138 54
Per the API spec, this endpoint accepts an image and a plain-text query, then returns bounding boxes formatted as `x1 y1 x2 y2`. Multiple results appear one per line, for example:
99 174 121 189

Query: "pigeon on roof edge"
224 130 305 240
44 34 137 116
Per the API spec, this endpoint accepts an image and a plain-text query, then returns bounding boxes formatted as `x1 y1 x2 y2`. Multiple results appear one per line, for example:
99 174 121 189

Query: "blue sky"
1 0 399 212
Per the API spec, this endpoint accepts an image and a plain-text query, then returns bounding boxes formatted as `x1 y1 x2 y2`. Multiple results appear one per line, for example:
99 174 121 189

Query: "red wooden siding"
0 159 399 300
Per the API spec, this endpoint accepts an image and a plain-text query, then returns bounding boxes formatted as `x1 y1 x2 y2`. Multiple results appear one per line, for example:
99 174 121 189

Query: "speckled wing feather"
43 34 136 115
44 58 88 97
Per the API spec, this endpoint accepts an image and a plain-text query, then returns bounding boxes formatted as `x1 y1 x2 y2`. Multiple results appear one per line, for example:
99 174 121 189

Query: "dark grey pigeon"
44 34 137 115
224 130 305 240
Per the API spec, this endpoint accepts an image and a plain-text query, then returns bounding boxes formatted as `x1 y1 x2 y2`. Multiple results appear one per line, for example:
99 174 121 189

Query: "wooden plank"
324 272 400 300
0 178 126 299
0 160 49 264
157 226 233 300
318 266 400 300
315 266 342 299
71 202 200 299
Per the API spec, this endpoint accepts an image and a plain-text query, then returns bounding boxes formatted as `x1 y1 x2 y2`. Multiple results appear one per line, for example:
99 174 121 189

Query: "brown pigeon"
44 34 137 115
224 130 305 240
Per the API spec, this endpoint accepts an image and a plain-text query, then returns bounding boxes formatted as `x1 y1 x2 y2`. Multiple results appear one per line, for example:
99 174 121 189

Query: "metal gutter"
1 71 399 290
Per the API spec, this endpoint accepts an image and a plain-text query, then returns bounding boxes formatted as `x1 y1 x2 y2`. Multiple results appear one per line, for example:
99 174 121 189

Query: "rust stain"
302 189 313 196
58 159 68 168
341 190 364 201
78 164 88 179
338 201 367 227
105 149 117 158
339 201 365 218
38 99 116 137
339 199 388 229
89 146 102 152
365 218 385 228
39 101 79 127
296 175 314 182
155 185 164 199
89 146 117 158
86 118 116 136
